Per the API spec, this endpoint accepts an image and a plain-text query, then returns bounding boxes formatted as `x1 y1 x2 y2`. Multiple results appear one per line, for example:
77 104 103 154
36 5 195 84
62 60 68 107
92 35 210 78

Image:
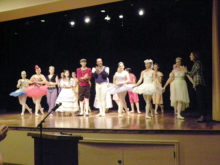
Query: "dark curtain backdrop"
0 0 212 114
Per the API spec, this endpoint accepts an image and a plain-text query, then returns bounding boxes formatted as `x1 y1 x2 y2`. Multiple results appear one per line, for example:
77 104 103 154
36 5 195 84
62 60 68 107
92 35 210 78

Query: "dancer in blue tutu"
10 71 32 115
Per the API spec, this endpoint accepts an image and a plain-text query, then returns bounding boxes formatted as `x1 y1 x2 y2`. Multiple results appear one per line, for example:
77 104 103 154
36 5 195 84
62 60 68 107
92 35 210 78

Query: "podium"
28 133 83 165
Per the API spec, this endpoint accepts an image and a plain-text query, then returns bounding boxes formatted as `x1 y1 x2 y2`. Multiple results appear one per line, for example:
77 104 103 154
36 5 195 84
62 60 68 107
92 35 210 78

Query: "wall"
0 130 220 165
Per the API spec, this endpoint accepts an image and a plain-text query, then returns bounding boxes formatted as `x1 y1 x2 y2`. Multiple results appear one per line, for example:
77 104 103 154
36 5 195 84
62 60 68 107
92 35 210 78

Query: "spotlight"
119 14 124 19
138 9 144 16
84 16 91 23
104 15 111 21
69 21 75 27
40 19 45 23
101 10 106 13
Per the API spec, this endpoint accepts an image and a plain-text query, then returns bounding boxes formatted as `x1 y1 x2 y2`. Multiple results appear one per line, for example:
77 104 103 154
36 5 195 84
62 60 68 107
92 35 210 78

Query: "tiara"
144 59 153 64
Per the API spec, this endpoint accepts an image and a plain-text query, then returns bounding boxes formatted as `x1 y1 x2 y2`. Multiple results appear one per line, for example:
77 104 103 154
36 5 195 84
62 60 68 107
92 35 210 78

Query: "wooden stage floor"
0 111 220 134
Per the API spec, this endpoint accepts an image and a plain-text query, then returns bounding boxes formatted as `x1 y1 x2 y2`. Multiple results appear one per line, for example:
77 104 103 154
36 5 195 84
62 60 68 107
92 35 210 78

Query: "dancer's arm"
163 72 174 90
92 67 98 78
113 74 116 84
186 75 194 85
135 71 144 86
39 75 47 85
29 75 35 84
16 79 21 88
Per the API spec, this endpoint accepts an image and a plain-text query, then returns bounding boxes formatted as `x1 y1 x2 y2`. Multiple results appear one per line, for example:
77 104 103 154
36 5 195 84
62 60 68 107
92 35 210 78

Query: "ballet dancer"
125 68 141 114
108 62 133 117
133 59 157 119
163 57 193 120
56 70 78 113
10 71 32 115
152 63 164 115
46 66 58 114
26 65 47 116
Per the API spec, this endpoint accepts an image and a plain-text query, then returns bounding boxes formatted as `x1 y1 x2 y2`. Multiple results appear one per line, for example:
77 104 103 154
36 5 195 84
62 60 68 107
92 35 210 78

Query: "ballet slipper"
137 111 141 114
130 110 135 113
118 113 123 118
96 113 102 117
145 115 151 119
20 113 24 116
177 115 184 120
28 108 32 114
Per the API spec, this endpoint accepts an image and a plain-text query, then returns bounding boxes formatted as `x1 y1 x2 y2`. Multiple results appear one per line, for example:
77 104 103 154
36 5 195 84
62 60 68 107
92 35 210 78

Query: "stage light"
40 19 45 23
138 9 145 16
119 14 124 19
84 16 91 24
69 21 75 27
104 15 111 21
101 10 106 13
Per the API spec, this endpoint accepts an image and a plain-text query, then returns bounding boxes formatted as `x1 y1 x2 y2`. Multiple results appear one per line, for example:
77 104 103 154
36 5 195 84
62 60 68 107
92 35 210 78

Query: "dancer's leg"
19 95 26 115
176 102 184 120
135 102 141 113
143 95 152 119
155 104 159 115
118 91 129 114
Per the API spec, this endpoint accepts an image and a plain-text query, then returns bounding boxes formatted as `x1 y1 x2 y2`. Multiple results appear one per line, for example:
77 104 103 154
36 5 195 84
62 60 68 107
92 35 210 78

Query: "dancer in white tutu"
108 62 133 117
56 70 79 113
163 57 193 120
133 59 157 119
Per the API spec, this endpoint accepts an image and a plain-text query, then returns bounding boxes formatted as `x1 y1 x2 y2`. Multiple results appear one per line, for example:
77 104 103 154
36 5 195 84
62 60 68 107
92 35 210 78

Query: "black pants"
195 85 207 117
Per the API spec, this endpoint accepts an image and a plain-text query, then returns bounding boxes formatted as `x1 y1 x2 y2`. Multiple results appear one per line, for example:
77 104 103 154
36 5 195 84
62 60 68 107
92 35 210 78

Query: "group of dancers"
10 51 207 122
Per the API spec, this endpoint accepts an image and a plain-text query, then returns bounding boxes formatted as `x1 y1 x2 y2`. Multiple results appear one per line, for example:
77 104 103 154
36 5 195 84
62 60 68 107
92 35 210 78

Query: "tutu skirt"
25 85 47 98
10 89 26 97
107 83 135 95
56 88 78 112
170 79 189 111
133 83 157 95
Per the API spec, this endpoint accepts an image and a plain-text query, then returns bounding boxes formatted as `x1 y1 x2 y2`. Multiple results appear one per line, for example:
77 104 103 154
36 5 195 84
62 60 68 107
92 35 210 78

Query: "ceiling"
0 0 121 22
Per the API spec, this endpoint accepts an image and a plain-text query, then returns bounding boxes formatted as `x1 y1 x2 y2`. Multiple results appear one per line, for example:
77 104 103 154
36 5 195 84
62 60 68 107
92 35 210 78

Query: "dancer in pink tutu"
125 68 141 114
133 59 157 119
26 65 47 116
109 62 133 117
10 71 32 115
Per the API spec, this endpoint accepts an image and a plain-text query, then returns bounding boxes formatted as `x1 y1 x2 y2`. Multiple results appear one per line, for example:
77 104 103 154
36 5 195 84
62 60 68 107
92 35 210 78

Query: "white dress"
133 72 156 95
56 79 78 112
170 71 190 111
108 71 134 94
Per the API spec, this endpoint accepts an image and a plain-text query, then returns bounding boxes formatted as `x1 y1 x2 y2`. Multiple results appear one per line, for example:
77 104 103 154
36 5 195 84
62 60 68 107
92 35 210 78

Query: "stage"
1 111 220 134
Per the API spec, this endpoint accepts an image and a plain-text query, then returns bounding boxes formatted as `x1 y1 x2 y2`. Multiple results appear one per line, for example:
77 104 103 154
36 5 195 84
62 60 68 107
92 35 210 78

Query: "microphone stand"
37 103 62 165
